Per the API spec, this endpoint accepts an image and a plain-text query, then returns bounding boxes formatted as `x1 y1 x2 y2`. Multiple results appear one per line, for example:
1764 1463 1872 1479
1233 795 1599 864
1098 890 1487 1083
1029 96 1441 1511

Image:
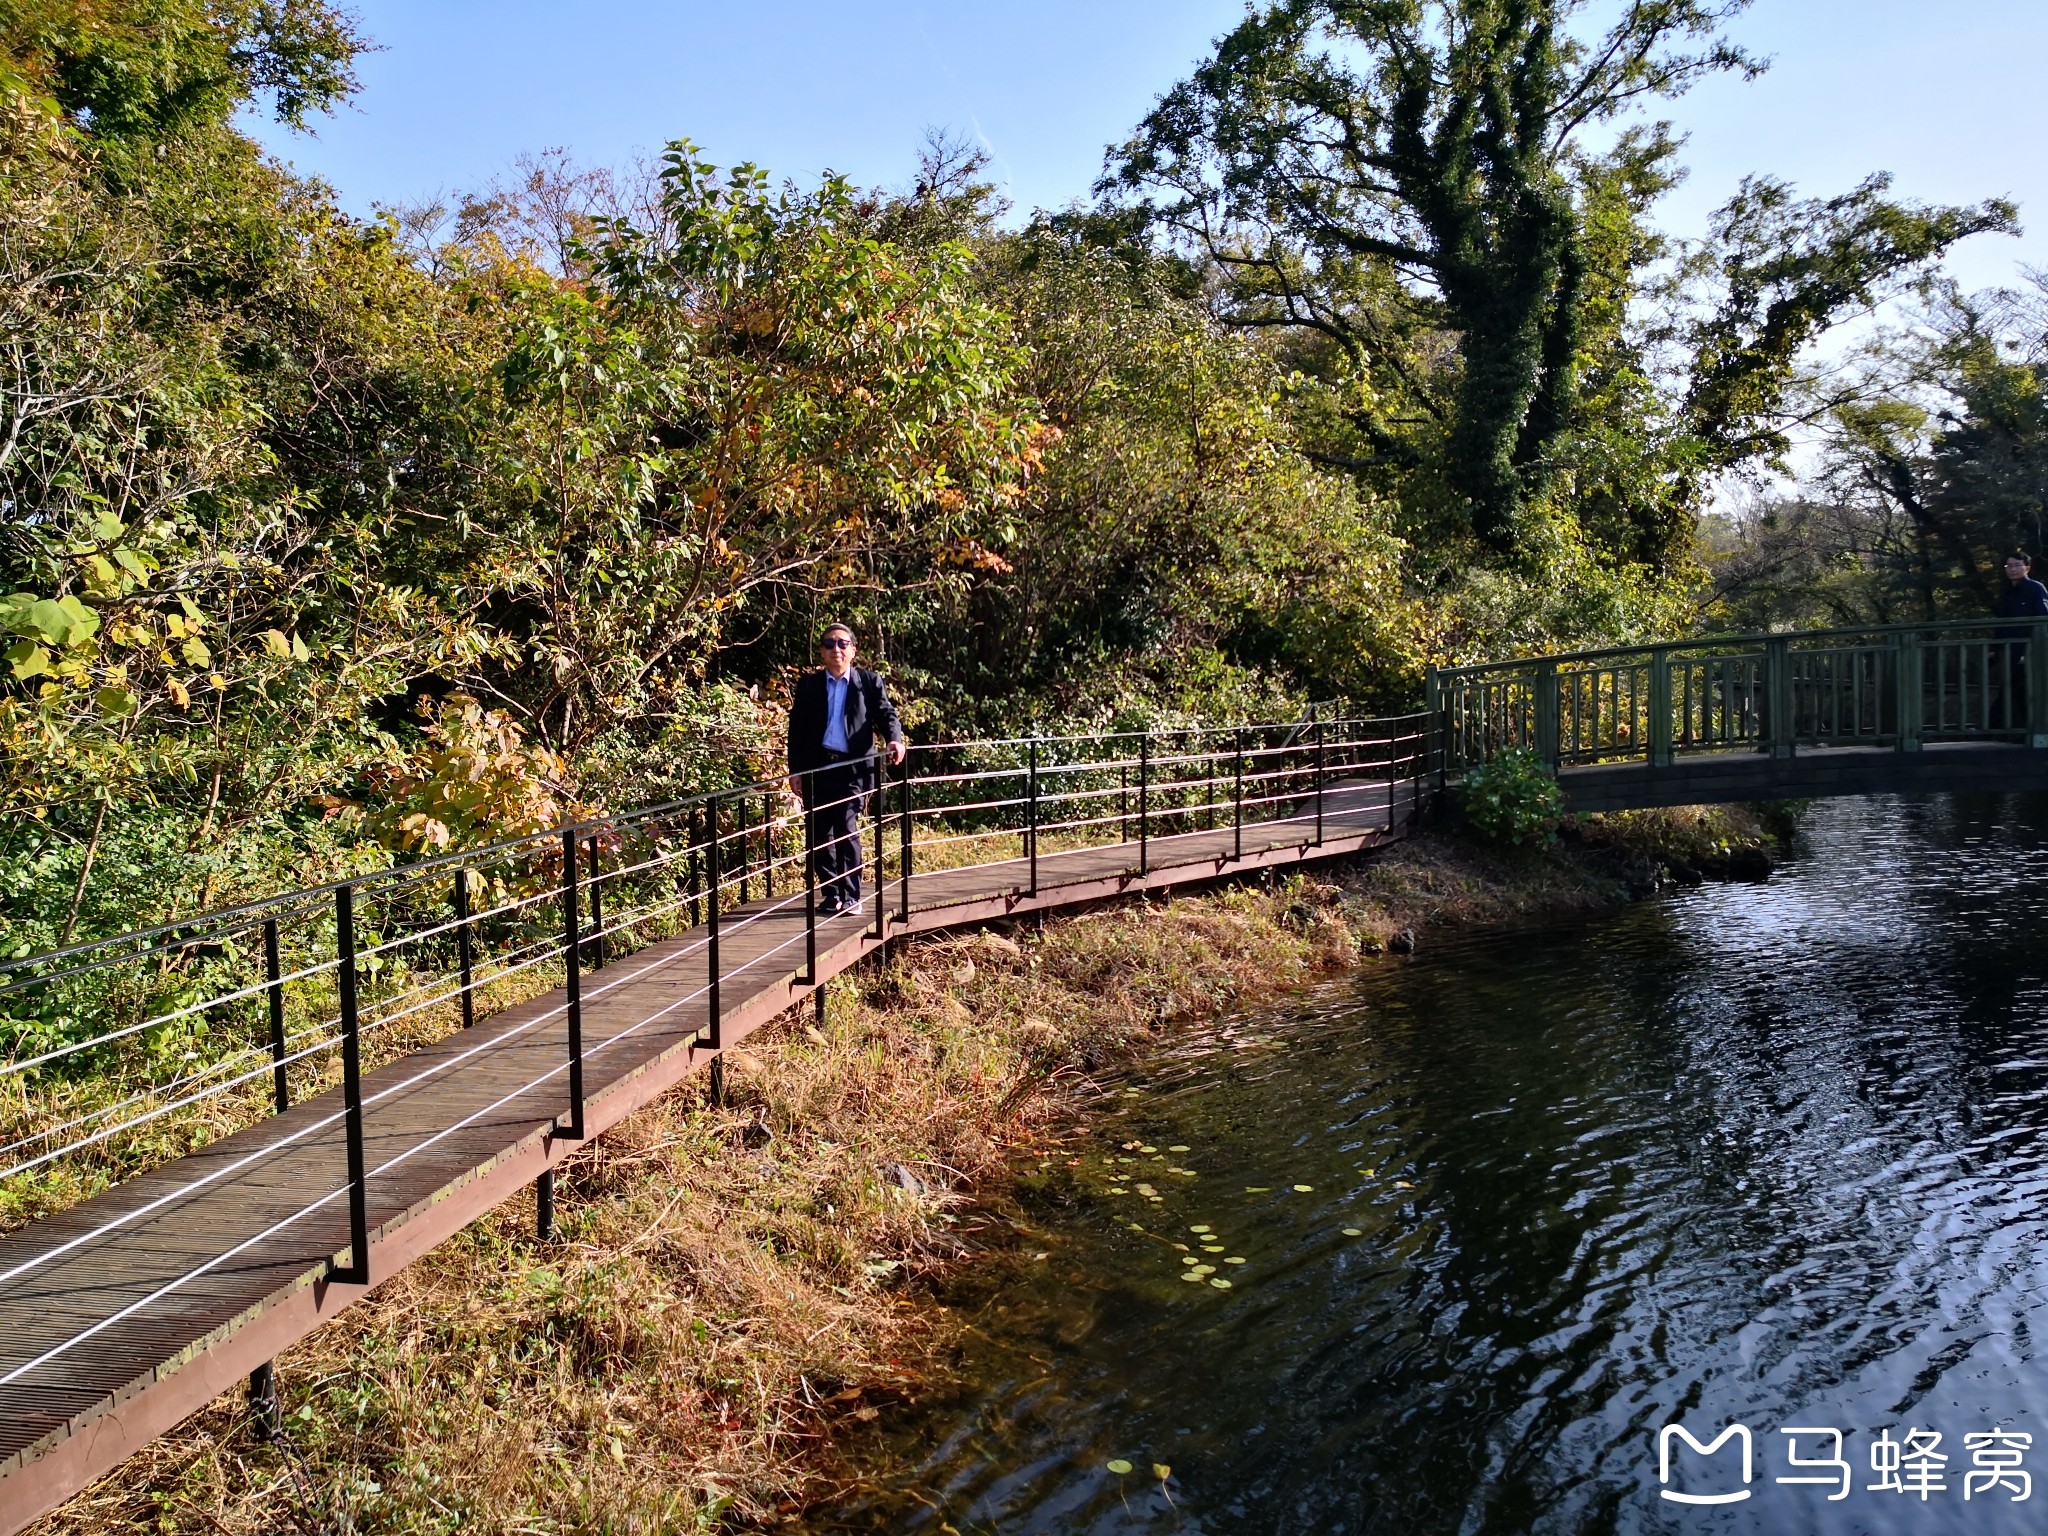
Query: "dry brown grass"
29 810 1777 1535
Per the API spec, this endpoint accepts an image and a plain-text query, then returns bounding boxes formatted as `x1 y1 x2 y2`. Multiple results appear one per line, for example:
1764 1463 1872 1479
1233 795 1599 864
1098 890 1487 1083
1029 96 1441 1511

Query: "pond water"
818 795 2048 1535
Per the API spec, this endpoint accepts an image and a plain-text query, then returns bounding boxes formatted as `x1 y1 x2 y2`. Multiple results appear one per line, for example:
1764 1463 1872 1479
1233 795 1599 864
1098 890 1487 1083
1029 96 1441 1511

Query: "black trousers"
805 761 867 908
1996 646 2032 732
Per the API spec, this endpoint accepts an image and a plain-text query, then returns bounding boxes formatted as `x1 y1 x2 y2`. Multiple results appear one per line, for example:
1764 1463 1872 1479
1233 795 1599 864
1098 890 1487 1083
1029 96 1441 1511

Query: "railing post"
1534 661 1560 771
535 1166 556 1240
1138 731 1150 875
686 809 703 928
1313 703 1325 845
585 835 604 971
2029 619 2048 748
246 1361 280 1441
454 868 475 1030
1765 636 1795 759
1233 728 1245 859
803 776 818 985
762 793 774 901
1206 729 1218 830
1386 720 1399 832
899 749 913 922
263 917 287 1113
333 883 369 1286
705 800 721 1051
1648 650 1673 767
736 795 750 906
871 752 886 941
559 829 585 1139
1026 737 1039 897
1425 666 1447 788
1896 631 1923 752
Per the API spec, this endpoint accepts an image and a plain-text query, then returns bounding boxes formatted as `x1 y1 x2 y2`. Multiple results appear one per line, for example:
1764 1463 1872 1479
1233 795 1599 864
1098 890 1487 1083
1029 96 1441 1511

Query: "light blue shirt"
822 671 850 753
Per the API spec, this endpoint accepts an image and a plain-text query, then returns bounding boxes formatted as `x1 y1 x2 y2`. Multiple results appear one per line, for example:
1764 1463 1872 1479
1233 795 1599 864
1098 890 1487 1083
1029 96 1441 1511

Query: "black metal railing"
0 706 1431 1390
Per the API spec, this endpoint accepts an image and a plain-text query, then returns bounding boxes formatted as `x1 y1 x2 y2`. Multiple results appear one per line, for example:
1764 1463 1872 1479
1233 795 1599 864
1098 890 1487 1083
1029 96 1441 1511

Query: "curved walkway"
0 776 1414 1533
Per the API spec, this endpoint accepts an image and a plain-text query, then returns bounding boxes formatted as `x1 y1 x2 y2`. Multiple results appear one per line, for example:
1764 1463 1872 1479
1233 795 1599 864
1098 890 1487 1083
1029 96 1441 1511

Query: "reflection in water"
816 795 2048 1535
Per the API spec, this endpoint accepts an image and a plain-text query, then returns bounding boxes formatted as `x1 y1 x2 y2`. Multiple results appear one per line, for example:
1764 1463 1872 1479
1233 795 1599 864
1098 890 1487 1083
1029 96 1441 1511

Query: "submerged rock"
1723 844 1774 882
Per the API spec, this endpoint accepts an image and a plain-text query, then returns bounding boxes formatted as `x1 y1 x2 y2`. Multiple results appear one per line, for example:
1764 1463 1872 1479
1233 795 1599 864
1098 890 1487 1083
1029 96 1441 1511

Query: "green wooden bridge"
1432 616 2048 810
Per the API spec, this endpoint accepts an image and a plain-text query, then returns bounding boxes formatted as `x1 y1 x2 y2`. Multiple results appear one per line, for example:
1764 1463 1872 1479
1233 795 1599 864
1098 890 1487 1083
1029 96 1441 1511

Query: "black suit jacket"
787 666 904 794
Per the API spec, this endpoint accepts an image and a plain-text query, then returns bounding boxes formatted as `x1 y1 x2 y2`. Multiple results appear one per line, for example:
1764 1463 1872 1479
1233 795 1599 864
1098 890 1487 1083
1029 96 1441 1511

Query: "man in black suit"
786 623 906 914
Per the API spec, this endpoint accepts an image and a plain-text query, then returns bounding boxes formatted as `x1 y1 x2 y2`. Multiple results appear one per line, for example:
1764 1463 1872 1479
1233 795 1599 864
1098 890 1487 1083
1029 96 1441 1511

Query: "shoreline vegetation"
32 805 1788 1536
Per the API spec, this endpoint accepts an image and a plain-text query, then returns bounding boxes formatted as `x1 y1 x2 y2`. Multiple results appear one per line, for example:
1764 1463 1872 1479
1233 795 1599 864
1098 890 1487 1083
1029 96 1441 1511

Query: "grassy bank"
33 806 1784 1535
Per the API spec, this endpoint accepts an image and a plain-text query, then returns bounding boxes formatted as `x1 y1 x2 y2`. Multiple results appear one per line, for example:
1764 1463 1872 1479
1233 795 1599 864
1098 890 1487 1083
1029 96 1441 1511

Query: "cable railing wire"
0 710 1433 1390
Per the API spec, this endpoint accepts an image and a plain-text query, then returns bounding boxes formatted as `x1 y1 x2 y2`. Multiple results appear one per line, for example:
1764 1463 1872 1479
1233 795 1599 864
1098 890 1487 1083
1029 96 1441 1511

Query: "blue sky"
253 1 2048 294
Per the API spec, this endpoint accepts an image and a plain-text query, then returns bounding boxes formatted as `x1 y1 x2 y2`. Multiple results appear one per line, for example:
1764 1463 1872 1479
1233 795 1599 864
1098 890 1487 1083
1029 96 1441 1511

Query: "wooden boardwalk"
0 779 1413 1532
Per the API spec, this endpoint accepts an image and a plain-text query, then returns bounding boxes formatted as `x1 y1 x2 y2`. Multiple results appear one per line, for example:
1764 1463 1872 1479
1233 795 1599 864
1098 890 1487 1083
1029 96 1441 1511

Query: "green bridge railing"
1430 616 2048 776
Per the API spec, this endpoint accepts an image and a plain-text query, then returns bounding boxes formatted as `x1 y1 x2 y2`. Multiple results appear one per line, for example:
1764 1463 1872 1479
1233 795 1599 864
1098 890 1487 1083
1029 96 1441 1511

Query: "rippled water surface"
821 796 2048 1534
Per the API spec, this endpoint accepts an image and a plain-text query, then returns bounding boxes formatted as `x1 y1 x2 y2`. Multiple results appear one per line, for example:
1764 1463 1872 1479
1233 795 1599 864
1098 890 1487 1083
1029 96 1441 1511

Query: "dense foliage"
0 0 2022 946
1708 278 2048 628
1459 746 1566 848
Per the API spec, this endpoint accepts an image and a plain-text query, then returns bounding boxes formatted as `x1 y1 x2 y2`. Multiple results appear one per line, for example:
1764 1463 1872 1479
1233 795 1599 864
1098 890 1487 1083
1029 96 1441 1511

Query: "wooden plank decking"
0 779 1415 1533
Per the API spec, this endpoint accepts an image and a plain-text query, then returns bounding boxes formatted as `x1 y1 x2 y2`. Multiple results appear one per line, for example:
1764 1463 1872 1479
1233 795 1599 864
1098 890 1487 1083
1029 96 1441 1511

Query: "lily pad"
1168 1145 1190 1153
1342 1227 1364 1237
1154 1463 1172 1480
1224 1256 1246 1264
1140 1145 1157 1154
1245 1186 1270 1193
1108 1187 1128 1195
1108 1458 1134 1475
1293 1184 1314 1193
1181 1271 1205 1283
1189 1224 1211 1234
1209 1277 1233 1289
1202 1244 1225 1253
1190 1263 1215 1276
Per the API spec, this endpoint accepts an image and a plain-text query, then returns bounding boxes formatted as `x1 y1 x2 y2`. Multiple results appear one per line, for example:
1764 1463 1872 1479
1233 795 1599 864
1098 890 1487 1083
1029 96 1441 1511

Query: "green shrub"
1461 747 1565 849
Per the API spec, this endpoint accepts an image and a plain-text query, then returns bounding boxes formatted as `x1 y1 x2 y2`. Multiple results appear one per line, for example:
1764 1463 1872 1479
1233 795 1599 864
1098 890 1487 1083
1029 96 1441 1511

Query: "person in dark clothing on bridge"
1998 550 2048 628
787 623 906 914
1996 551 2048 731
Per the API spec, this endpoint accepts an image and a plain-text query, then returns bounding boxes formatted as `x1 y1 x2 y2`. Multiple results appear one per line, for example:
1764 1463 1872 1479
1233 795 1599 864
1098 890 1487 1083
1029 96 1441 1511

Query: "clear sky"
252 0 2048 294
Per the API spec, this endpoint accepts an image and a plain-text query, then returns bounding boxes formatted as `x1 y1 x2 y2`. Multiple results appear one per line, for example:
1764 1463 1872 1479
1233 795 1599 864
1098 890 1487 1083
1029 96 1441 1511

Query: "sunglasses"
820 638 852 650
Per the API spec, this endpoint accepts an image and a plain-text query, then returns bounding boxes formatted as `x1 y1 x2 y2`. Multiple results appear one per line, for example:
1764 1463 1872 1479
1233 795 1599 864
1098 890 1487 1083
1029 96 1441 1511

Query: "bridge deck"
1556 740 2048 812
0 779 1411 1532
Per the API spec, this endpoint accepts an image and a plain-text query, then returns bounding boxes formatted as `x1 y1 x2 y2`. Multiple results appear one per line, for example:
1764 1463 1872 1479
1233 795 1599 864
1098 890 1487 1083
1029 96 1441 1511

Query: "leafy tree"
462 141 1047 755
1103 0 1759 553
0 0 362 143
1103 0 2012 618
1707 279 2048 628
1670 175 2017 503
